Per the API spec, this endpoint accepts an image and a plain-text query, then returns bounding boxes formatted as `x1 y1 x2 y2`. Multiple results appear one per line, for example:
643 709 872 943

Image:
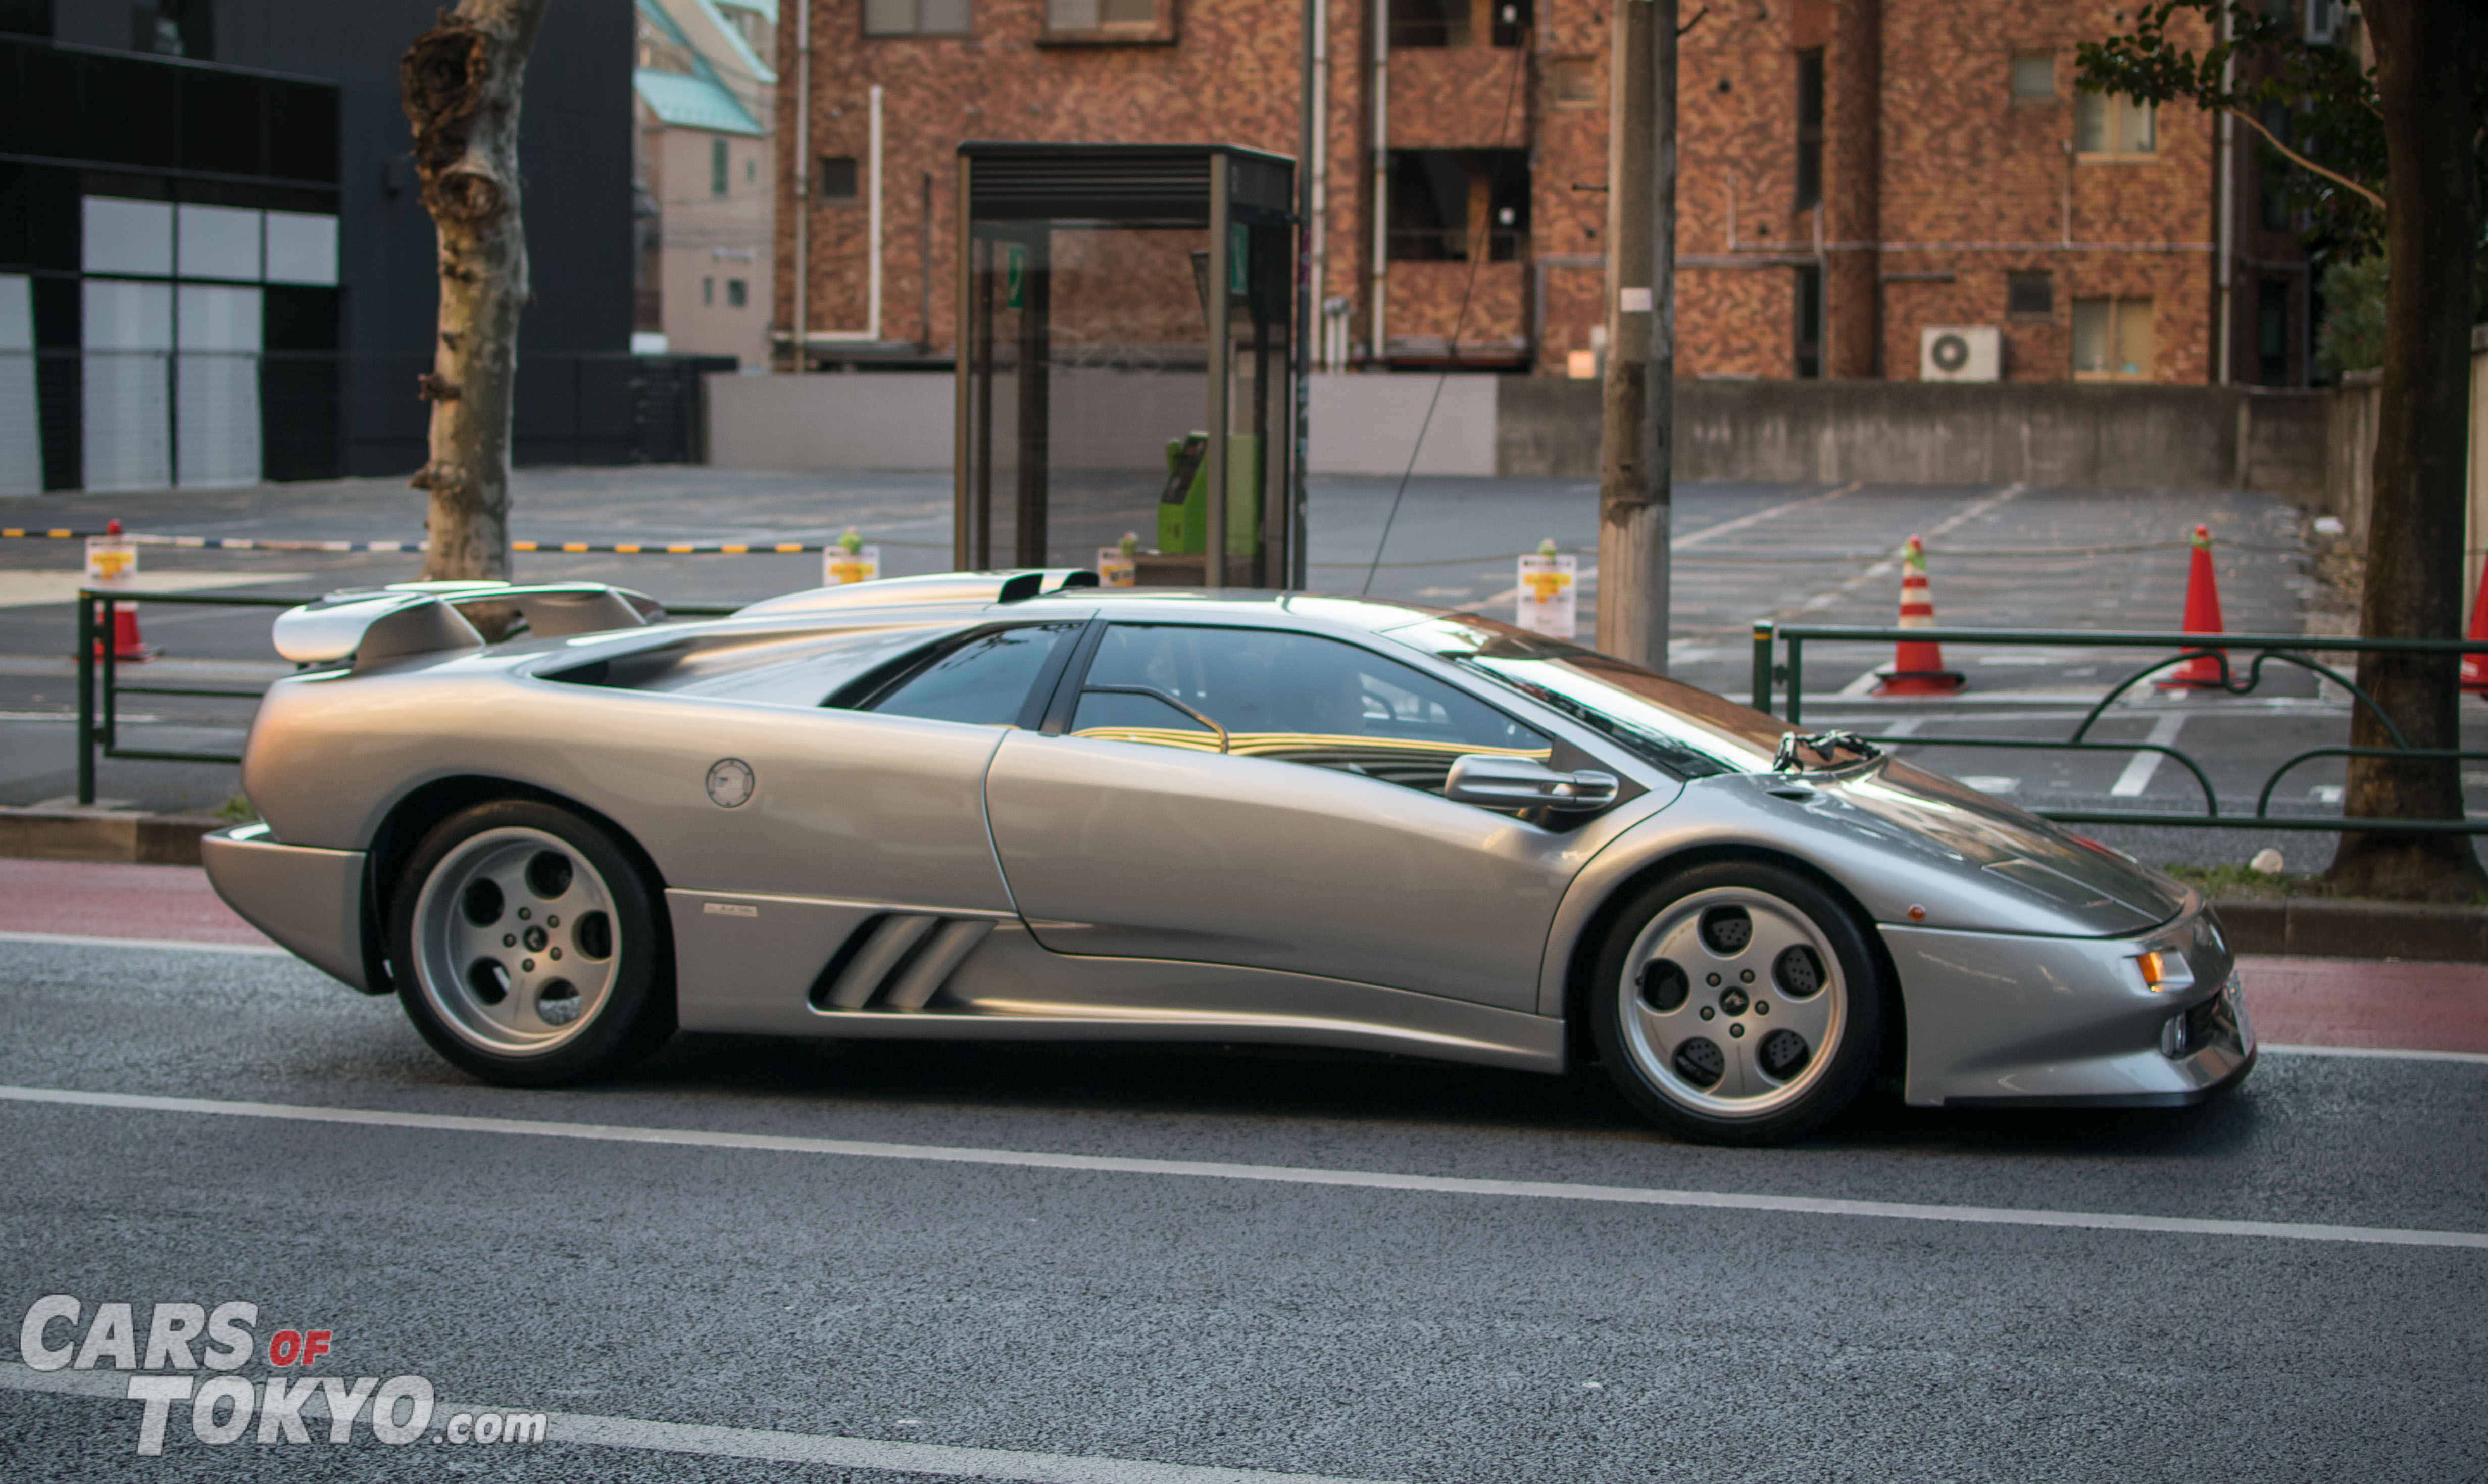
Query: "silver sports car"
204 571 2252 1144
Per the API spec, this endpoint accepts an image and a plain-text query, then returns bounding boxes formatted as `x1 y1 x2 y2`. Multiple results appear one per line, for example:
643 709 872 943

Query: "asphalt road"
3 467 2482 870
1 934 2483 1480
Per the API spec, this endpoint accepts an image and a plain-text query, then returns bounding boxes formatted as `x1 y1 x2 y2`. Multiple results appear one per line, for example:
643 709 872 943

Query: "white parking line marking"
1785 482 2026 617
1 1084 2480 1251
2110 712 2188 797
0 1363 1391 1483
0 930 287 956
1675 480 1860 550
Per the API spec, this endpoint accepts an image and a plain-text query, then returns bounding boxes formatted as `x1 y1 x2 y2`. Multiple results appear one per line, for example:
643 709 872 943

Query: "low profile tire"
1589 860 1885 1145
387 800 674 1087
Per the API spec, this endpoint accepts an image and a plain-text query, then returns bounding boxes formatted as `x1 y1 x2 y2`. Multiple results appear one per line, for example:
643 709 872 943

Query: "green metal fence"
1749 622 2488 835
73 589 741 806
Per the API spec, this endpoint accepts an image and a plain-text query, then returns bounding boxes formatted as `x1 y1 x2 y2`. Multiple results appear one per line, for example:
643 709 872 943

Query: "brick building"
773 0 2317 384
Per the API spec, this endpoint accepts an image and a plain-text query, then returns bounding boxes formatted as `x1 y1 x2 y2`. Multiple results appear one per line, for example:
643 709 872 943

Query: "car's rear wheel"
388 800 673 1086
1589 860 1884 1145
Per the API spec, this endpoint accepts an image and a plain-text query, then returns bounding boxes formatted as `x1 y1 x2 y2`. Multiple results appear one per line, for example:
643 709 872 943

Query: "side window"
844 623 1079 726
1070 625 1550 794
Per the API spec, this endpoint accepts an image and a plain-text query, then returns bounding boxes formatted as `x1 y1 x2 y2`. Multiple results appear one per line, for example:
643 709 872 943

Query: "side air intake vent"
810 915 996 1012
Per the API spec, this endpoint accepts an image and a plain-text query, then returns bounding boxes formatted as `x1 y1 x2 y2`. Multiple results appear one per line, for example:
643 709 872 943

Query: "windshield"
1388 616 1787 779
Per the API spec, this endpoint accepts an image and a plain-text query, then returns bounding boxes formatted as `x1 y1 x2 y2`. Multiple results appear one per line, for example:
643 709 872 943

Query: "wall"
1498 376 2328 493
710 367 2347 496
707 369 1501 475
2327 326 2488 604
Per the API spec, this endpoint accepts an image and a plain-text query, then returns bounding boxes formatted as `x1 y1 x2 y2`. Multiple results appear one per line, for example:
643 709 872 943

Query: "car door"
982 619 1646 1012
661 615 1092 1031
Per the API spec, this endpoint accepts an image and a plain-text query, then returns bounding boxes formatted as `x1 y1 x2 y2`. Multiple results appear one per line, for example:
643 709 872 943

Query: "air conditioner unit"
2304 0 2341 45
1920 325 2002 382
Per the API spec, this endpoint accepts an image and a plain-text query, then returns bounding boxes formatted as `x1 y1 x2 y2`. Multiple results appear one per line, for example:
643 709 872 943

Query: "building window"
703 277 715 306
1794 266 1822 378
1795 49 1824 211
2011 52 2054 101
1385 149 1529 262
1550 57 1598 107
1043 0 1173 40
1387 0 1527 48
2256 102 2294 230
2257 280 2289 386
711 139 729 197
863 0 970 36
819 157 859 202
132 0 212 58
746 157 757 183
727 278 748 308
2074 92 2155 155
2006 271 2053 318
2072 296 2153 380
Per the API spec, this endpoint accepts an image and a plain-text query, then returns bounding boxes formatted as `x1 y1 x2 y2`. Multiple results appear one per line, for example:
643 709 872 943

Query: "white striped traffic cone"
1873 535 1964 695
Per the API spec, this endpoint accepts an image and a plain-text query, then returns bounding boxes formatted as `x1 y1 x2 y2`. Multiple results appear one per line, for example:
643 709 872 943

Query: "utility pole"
1595 0 1675 670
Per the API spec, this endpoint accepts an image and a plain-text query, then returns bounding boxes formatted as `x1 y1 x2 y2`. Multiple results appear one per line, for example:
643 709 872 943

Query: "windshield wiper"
1772 730 1882 773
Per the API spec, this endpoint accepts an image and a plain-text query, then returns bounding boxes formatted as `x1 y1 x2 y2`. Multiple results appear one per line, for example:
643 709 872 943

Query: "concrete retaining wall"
707 369 1503 477
708 365 2350 494
1499 377 2332 493
2324 326 2488 590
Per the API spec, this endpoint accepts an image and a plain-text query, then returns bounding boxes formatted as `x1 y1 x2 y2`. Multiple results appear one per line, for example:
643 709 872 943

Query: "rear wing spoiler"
734 568 1099 619
272 582 663 671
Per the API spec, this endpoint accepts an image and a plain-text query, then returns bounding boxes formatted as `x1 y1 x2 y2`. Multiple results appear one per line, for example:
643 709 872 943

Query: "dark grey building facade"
1 0 683 491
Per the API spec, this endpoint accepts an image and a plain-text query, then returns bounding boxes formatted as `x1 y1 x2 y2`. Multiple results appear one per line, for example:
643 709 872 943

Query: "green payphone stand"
1156 432 1262 557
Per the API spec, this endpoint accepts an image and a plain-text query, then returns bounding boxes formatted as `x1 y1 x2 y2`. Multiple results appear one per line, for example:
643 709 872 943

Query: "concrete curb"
2212 898 2488 963
0 808 223 866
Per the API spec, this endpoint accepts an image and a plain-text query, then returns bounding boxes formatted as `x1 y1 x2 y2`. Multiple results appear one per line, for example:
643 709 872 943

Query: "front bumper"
1882 907 2254 1107
200 823 372 992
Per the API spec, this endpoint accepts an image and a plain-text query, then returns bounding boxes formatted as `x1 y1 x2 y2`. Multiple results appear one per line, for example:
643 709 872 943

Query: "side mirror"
1445 754 1619 812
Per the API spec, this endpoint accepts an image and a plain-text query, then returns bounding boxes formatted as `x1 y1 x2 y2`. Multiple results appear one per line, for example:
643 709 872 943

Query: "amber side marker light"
2135 950 2191 992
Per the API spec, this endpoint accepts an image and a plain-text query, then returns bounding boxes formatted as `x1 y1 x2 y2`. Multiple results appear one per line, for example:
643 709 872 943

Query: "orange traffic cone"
2462 556 2488 696
1874 535 1964 695
92 518 157 663
2157 523 2226 689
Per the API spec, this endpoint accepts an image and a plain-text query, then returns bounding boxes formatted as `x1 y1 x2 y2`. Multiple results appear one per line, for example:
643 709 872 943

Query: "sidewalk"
3 861 2480 1058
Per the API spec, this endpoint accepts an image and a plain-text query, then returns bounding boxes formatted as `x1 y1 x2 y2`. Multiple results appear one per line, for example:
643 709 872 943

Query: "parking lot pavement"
1 923 2483 1481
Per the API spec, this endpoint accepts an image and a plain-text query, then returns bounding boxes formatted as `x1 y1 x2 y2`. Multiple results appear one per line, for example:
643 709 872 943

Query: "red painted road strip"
2234 955 2488 1056
0 857 269 946
1 862 2481 1055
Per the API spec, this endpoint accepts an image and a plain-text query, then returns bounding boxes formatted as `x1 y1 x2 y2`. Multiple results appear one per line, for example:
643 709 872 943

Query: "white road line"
2110 711 2188 797
1785 482 2027 617
2264 1044 2488 1067
1675 480 1861 550
0 1364 1391 1484
0 929 286 956
1 1084 2479 1251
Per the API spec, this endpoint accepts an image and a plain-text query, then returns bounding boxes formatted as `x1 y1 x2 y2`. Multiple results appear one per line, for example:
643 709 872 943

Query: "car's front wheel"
1589 860 1885 1145
387 799 674 1086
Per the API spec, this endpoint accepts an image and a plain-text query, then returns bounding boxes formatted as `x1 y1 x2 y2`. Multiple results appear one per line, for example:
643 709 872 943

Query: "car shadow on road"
615 1030 2265 1161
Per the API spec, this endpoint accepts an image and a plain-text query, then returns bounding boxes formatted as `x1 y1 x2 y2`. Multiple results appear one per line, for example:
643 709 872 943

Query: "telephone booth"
951 143 1300 588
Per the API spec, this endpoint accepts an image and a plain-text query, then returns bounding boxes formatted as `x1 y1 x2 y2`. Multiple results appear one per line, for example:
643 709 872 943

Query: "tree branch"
2227 105 2385 210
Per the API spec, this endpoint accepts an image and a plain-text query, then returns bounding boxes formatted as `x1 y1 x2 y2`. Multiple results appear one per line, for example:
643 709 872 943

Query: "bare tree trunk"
402 0 553 608
2325 0 2488 900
